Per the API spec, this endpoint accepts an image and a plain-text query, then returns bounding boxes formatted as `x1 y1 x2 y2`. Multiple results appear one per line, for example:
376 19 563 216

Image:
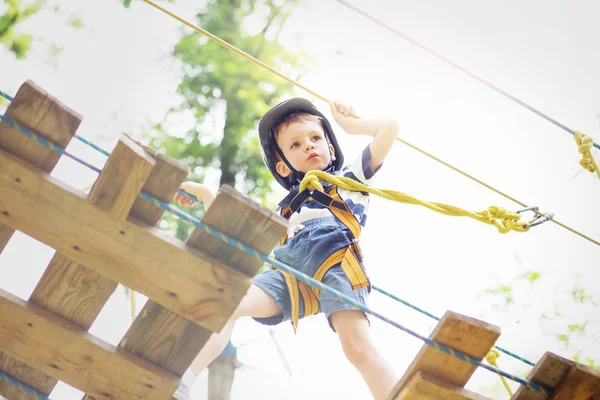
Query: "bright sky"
1 1 599 399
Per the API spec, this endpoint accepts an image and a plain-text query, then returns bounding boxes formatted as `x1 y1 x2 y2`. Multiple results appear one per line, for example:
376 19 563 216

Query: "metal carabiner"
516 206 555 228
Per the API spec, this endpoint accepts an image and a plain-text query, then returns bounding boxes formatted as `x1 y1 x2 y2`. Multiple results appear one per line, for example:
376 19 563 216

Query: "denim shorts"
252 266 369 331
252 217 370 331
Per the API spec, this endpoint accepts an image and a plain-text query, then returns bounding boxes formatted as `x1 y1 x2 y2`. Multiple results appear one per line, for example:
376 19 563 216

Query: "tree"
0 0 43 58
150 0 311 201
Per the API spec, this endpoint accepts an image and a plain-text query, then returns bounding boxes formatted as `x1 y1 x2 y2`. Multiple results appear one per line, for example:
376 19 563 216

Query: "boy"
172 98 399 400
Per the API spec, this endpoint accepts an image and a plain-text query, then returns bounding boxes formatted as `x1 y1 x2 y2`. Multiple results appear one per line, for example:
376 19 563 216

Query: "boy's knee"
340 335 372 367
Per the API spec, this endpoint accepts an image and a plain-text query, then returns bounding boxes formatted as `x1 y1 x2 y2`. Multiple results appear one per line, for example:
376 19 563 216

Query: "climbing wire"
0 117 553 396
335 0 600 151
138 0 600 248
0 370 49 400
372 285 536 367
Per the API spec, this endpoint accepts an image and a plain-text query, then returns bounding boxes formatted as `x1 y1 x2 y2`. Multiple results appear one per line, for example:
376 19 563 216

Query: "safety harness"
277 184 370 332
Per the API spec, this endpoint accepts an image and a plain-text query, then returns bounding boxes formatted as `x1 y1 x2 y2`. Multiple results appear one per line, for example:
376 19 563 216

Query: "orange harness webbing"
278 186 369 332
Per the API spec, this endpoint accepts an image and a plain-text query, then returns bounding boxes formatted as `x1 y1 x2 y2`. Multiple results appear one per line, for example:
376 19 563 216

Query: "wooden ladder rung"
120 185 288 376
511 351 600 400
395 371 493 400
0 79 82 400
388 311 500 400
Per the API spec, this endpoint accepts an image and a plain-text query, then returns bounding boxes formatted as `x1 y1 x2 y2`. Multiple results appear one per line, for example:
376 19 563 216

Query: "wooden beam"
13 137 154 398
0 147 252 332
0 80 82 400
30 135 155 327
552 363 600 399
0 79 81 255
0 79 82 171
128 142 189 225
0 288 179 399
0 354 54 400
395 372 492 400
0 225 13 253
187 184 288 277
120 186 288 375
511 352 600 400
120 301 213 376
389 311 500 400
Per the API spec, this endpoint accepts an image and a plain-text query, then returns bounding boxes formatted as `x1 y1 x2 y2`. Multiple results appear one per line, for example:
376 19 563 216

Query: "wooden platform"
387 311 600 400
0 80 288 399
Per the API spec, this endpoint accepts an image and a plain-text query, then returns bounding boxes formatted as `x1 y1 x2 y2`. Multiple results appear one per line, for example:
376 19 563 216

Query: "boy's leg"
331 310 397 400
190 283 282 375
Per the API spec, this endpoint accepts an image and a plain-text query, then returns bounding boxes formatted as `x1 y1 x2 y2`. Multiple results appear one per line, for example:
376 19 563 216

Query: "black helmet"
258 97 344 190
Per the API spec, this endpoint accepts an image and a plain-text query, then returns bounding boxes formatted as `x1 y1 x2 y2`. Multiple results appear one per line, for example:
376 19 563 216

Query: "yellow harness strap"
278 185 369 332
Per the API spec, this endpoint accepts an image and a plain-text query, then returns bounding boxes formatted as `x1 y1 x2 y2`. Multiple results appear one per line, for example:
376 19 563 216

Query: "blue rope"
0 113 198 202
0 111 542 368
373 285 536 367
336 0 600 151
0 116 552 396
0 114 103 173
0 371 50 400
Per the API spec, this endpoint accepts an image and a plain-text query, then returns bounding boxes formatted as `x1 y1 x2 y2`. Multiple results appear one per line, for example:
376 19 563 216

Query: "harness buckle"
516 206 554 228
350 239 363 261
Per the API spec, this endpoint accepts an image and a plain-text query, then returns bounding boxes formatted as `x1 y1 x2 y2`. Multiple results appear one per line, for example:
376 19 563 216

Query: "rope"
0 107 537 367
300 170 535 233
0 371 50 400
0 104 198 202
0 116 553 396
138 2 600 248
575 131 600 179
335 0 600 152
373 285 536 367
486 349 514 396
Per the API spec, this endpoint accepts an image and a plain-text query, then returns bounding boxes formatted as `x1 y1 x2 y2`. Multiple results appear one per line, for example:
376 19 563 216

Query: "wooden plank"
511 352 600 400
0 147 251 332
511 352 571 400
12 137 155 398
188 184 288 277
395 372 492 400
129 142 189 225
551 363 600 399
121 185 287 376
0 79 81 252
0 80 82 400
389 311 501 400
121 186 287 375
30 135 155 327
120 301 213 376
0 288 179 400
0 79 82 170
0 225 13 253
0 354 54 400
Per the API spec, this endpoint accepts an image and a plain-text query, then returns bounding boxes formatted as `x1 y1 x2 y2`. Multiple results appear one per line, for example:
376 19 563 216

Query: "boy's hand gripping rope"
575 131 600 179
300 171 554 232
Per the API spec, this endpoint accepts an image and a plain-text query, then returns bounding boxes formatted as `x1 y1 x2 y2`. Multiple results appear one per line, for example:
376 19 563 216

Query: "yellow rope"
301 171 530 233
142 0 600 248
486 349 514 396
575 131 600 179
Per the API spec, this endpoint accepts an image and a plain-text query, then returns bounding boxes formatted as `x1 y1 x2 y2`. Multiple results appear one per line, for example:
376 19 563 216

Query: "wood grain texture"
389 311 500 400
0 288 179 400
0 147 249 332
0 79 81 400
511 351 600 400
395 372 492 400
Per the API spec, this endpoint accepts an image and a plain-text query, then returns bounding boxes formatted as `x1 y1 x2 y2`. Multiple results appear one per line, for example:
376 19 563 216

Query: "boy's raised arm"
329 101 399 171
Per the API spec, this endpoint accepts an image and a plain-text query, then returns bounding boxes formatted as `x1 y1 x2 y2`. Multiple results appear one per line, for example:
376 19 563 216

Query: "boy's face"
274 119 335 178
